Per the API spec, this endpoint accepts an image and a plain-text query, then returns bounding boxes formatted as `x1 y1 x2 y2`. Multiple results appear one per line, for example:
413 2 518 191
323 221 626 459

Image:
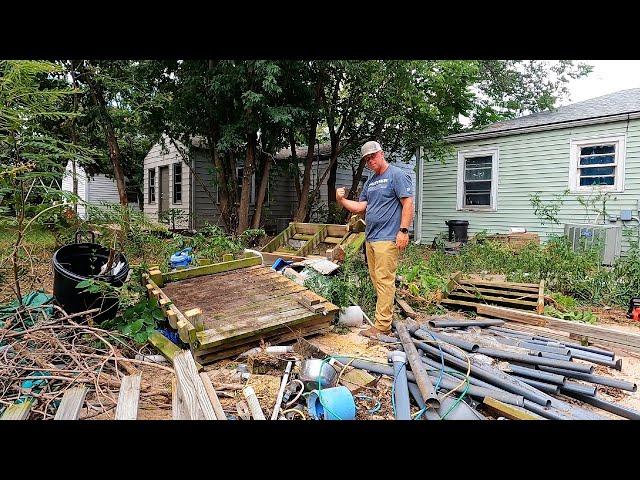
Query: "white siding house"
61 160 125 219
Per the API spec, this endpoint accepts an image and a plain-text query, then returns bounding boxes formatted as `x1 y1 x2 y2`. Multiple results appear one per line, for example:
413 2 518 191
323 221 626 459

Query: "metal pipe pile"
335 318 640 420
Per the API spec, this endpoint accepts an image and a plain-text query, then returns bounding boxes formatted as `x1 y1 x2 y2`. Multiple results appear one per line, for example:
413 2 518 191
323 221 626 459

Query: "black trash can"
445 220 469 243
52 231 129 323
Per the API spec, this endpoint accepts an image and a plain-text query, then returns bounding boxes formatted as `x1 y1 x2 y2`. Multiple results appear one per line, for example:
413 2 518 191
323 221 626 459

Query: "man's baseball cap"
361 140 382 159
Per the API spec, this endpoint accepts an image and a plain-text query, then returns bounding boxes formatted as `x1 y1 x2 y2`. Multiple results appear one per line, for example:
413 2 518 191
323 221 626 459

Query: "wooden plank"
148 331 203 371
343 232 366 252
163 255 262 283
260 223 295 253
292 222 325 235
173 350 217 420
440 298 480 309
172 377 188 420
292 233 314 241
115 373 142 420
476 304 548 326
326 224 348 237
1 399 34 420
483 397 543 420
296 224 328 256
447 291 539 308
537 280 545 315
458 279 539 292
452 285 540 300
260 251 307 266
323 236 343 244
203 291 308 324
195 322 331 364
199 373 226 420
222 253 234 262
396 296 417 319
54 386 88 420
197 306 335 350
144 275 197 346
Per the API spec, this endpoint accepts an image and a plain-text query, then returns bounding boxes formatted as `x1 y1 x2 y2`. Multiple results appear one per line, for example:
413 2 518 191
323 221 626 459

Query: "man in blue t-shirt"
336 141 414 338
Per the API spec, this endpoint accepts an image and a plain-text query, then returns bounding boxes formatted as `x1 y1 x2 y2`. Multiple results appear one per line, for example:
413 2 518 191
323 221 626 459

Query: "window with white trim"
148 168 155 203
457 148 499 211
569 135 626 192
173 163 182 203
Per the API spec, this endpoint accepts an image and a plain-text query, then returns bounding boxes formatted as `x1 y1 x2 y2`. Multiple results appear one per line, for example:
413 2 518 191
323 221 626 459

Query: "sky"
559 60 640 106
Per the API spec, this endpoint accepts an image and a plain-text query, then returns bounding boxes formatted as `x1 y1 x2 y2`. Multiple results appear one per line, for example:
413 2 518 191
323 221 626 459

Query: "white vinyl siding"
569 135 626 193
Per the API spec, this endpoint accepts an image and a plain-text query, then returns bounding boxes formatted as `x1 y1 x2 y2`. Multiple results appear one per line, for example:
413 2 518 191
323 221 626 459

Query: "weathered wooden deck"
149 263 339 364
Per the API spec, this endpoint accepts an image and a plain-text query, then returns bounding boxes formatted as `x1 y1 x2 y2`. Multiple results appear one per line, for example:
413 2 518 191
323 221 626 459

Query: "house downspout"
414 146 424 244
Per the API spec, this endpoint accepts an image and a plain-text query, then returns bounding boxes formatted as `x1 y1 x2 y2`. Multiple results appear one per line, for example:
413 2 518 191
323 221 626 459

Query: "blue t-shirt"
359 164 413 242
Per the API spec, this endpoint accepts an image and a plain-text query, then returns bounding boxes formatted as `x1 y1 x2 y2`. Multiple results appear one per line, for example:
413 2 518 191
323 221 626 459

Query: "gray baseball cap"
361 140 382 159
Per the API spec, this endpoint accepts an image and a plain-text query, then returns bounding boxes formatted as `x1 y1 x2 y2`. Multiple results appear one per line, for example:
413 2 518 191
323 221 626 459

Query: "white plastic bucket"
338 306 364 327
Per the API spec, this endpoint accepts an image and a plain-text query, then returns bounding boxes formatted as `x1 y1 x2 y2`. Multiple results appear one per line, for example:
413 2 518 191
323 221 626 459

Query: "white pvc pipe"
271 361 293 420
243 386 266 420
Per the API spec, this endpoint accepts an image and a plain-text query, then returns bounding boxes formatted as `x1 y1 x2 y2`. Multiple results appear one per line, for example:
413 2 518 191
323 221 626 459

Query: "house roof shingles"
447 88 640 142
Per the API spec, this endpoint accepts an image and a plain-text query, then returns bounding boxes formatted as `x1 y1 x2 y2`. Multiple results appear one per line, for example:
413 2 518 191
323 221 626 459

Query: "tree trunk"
237 132 256 234
293 119 318 222
251 152 272 229
348 157 367 200
289 132 301 203
326 143 340 222
81 64 128 206
209 130 231 232
69 62 80 214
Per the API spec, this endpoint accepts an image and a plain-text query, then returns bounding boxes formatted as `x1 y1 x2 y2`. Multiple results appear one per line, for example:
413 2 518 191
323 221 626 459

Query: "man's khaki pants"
365 240 399 332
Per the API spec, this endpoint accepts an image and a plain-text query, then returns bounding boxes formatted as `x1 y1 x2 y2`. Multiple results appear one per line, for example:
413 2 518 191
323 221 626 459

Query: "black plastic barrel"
445 220 469 243
52 232 129 323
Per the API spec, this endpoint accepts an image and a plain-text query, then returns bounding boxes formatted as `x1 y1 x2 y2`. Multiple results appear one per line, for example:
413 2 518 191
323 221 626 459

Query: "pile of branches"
0 306 173 420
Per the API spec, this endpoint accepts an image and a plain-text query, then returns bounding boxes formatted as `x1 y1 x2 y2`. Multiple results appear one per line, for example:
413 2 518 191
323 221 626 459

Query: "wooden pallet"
441 275 545 313
260 221 365 266
144 258 339 365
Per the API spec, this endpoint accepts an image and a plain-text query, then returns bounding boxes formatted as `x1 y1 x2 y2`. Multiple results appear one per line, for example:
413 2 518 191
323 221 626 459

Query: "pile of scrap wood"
484 232 540 250
441 273 546 314
259 217 366 266
0 308 172 420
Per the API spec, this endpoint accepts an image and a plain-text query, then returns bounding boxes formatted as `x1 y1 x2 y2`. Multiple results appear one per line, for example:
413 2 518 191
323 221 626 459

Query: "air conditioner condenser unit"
564 223 622 266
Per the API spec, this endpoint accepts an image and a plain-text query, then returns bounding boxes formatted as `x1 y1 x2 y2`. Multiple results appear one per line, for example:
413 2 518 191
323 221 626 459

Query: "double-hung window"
173 162 182 203
457 148 499 211
148 168 155 203
569 135 625 192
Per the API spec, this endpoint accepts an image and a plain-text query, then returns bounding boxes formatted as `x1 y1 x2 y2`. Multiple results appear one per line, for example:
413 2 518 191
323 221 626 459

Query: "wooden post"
395 322 440 410
149 268 163 287
1 399 34 420
185 308 204 332
537 280 545 314
115 373 142 420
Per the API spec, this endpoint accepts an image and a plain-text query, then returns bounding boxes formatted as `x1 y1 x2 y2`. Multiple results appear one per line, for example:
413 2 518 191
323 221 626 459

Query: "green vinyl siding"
420 119 640 253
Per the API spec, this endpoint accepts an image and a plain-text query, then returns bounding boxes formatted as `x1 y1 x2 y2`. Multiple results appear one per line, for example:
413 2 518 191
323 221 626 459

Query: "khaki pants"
365 241 399 332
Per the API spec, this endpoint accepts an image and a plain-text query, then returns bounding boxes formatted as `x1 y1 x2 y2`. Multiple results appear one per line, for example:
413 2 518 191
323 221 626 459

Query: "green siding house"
416 89 640 254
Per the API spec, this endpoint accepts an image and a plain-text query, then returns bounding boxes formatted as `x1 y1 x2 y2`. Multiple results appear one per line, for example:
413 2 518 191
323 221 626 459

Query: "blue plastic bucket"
306 386 356 420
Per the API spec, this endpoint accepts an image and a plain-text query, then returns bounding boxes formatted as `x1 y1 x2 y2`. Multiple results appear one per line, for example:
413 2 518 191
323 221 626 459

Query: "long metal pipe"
414 328 480 353
531 336 615 359
522 399 572 420
530 351 573 361
563 392 640 420
332 356 526 407
486 326 535 339
537 365 637 392
510 375 560 395
414 340 551 406
407 382 441 420
564 349 622 370
520 342 570 356
389 351 411 420
560 381 597 397
505 364 566 385
427 318 505 328
476 347 592 372
396 323 440 409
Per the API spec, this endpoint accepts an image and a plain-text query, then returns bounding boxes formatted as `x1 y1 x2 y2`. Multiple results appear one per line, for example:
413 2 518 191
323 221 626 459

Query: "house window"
456 148 499 211
569 135 626 192
173 162 182 203
148 168 155 203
